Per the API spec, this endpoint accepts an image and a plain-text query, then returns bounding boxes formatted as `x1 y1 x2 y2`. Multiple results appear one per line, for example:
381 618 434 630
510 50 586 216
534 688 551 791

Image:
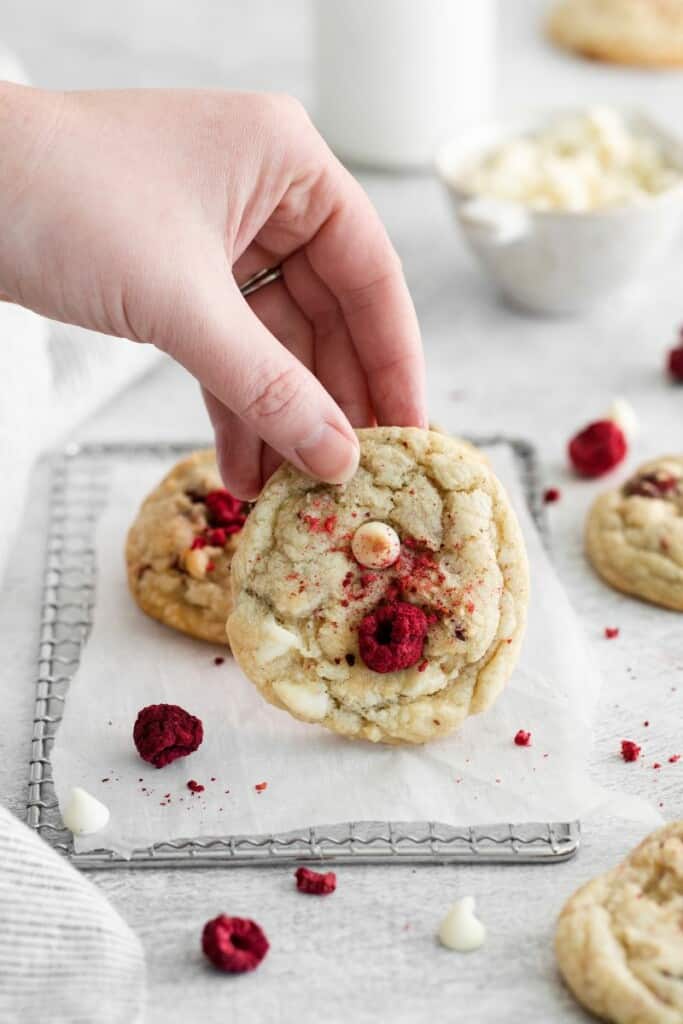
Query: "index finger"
305 168 427 430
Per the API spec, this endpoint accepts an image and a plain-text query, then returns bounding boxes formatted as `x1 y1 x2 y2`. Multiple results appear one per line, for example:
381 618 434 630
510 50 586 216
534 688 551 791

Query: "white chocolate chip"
255 615 301 664
183 546 211 580
438 896 486 952
351 521 400 569
62 787 110 836
272 680 331 721
606 397 639 441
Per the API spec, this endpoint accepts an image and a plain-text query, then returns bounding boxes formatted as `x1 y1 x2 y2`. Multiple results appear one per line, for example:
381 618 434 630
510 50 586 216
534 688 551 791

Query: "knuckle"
242 365 305 423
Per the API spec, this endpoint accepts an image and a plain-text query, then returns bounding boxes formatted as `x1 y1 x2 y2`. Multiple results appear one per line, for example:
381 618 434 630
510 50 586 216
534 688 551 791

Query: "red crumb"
205 528 228 547
568 420 627 478
514 730 532 747
669 754 681 764
621 740 641 763
254 782 268 793
323 515 337 534
133 704 203 768
418 659 429 673
206 560 216 572
101 777 110 782
668 345 683 381
644 721 650 727
543 488 561 504
214 656 225 666
466 601 475 614
358 601 429 673
187 779 205 793
295 866 337 895
653 763 662 770
204 490 248 534
202 915 269 973
604 627 620 639
190 536 207 549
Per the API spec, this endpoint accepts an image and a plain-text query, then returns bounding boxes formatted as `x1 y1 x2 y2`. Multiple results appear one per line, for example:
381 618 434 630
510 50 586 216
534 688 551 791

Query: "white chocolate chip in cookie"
183 546 211 580
272 679 331 721
254 615 301 665
351 521 401 569
438 896 486 952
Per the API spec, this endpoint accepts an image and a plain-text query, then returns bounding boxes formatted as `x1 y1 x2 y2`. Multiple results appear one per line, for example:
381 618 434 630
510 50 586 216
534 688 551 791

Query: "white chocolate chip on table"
438 896 486 952
606 397 639 441
351 521 401 569
61 786 110 836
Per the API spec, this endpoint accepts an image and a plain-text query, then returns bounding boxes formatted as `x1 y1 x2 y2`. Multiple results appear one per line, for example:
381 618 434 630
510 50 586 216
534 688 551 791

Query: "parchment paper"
52 444 655 857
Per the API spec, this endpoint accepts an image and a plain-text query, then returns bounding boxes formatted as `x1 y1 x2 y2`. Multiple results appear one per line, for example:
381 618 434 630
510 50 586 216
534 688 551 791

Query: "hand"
0 84 426 498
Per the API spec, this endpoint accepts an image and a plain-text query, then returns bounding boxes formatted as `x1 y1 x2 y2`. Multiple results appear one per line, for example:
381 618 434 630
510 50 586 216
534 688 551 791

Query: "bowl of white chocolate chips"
436 106 683 314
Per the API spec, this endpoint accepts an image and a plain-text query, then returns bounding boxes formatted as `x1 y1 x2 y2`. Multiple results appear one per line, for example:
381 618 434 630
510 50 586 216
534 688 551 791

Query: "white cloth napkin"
0 806 145 1024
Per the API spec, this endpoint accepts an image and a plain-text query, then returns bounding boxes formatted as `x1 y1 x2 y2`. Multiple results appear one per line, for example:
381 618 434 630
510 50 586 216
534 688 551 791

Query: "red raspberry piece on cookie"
568 420 627 478
358 600 429 673
202 915 269 973
133 704 203 768
668 345 683 381
204 489 248 534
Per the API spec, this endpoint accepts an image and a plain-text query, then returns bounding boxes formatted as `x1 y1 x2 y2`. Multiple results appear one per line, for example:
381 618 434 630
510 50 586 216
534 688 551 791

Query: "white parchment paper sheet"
52 445 655 857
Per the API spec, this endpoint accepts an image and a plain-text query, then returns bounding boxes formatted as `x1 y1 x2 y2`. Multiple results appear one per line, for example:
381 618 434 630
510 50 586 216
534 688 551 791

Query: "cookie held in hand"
227 428 529 744
126 450 249 645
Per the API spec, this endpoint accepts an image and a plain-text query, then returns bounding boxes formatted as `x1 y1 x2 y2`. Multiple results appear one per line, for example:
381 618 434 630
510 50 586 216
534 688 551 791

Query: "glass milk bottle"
312 0 496 169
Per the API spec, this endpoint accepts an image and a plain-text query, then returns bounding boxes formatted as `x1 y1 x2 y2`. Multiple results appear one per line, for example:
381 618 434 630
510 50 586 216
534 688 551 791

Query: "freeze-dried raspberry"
204 490 248 534
668 345 683 381
543 488 561 504
205 528 228 547
133 704 203 768
604 627 620 639
568 420 627 478
202 915 269 973
190 536 207 549
621 740 641 763
624 471 678 498
187 779 204 793
514 729 531 747
295 866 337 895
358 601 429 673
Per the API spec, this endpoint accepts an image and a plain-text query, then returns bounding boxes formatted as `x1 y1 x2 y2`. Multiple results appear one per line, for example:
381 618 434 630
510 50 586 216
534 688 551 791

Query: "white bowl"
435 109 683 315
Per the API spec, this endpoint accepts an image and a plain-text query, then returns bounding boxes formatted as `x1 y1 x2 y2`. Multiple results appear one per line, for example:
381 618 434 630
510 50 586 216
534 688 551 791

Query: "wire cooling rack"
27 438 579 869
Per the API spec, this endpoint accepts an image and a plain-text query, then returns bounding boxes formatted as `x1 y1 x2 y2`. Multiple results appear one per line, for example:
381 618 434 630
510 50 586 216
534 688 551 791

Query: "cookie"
556 822 683 1024
227 427 529 744
126 450 249 644
586 457 683 611
547 0 683 67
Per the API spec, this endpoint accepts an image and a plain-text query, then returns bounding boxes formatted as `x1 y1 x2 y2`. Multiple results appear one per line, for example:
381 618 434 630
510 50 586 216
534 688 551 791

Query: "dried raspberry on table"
358 600 429 673
295 866 337 895
668 344 683 381
133 703 203 768
568 420 627 478
620 740 641 763
204 489 248 533
202 915 269 973
514 729 531 747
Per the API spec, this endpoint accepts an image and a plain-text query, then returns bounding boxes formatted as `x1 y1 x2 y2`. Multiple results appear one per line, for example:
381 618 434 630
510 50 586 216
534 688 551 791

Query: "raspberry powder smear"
133 704 203 768
202 915 269 973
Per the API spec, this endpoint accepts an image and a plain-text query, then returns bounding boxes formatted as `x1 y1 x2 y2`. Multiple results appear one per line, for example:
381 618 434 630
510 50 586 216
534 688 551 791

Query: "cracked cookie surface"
548 0 683 67
126 450 249 645
556 821 683 1024
586 456 683 611
227 428 529 744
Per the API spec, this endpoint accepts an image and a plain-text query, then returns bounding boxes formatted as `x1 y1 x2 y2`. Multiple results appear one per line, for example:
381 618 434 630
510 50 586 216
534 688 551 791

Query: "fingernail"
294 423 359 484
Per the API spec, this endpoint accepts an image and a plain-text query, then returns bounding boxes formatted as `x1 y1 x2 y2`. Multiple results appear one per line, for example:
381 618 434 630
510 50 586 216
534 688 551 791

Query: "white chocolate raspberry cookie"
126 450 249 644
586 456 683 611
556 822 683 1024
227 428 529 744
548 0 683 67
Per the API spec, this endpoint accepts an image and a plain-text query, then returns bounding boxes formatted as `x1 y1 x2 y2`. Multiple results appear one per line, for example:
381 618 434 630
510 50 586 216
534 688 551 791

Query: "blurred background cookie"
126 450 250 645
548 0 683 67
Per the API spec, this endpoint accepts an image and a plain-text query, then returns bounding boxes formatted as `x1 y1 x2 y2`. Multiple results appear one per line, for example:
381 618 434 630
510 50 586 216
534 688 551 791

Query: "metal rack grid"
27 438 579 869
